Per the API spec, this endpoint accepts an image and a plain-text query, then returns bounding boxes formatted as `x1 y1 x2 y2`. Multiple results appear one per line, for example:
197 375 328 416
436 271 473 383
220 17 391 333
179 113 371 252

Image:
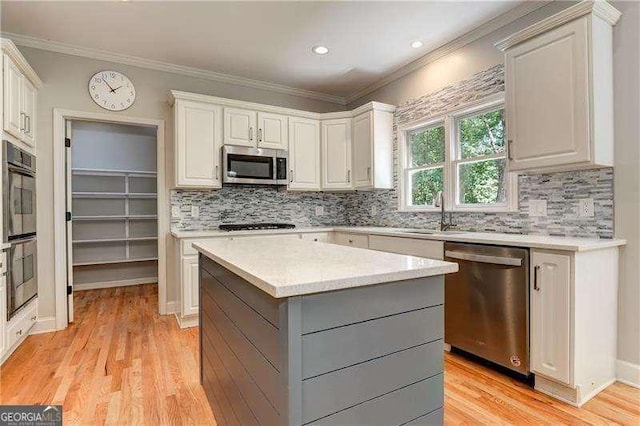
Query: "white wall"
18 46 345 318
612 0 640 371
349 0 640 371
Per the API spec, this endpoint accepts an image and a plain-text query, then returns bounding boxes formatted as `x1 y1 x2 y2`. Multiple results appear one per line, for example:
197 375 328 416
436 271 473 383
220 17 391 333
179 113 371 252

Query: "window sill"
398 206 518 214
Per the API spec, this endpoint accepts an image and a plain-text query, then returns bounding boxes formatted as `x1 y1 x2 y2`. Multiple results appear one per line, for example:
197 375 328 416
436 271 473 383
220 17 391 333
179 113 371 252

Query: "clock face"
88 71 136 111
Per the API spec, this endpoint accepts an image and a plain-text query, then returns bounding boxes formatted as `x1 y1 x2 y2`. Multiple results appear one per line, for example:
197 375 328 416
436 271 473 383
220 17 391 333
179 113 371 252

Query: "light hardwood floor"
0 284 638 425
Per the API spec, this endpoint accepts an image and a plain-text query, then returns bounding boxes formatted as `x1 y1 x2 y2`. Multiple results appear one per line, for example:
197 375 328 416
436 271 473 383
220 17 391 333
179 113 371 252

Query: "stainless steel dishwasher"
444 242 530 375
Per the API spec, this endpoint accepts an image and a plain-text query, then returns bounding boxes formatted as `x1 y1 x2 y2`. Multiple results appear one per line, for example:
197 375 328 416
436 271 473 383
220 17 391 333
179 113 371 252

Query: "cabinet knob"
16 329 22 336
348 239 353 243
31 315 37 321
313 238 318 242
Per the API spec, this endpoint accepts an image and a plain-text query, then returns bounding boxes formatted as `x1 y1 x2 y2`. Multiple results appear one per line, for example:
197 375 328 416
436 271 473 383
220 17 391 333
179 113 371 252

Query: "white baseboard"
30 316 57 335
74 277 158 291
165 300 179 315
617 359 640 388
175 313 198 329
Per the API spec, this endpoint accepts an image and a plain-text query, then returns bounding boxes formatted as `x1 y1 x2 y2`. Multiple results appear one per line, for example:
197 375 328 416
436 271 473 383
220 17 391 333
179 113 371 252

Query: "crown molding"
344 0 551 105
1 32 347 106
495 1 621 51
1 38 43 88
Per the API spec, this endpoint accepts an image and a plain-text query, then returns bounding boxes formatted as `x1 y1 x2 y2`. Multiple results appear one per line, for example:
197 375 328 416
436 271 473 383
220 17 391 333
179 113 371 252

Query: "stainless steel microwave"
222 145 288 186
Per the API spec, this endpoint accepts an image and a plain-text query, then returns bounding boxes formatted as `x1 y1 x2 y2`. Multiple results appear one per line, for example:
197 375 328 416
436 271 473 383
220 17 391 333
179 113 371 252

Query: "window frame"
398 93 517 213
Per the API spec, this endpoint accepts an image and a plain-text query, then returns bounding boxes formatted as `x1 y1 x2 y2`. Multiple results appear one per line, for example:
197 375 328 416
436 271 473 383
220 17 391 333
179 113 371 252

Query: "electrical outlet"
315 206 324 216
578 198 595 217
528 199 547 217
190 205 200 218
171 206 181 218
371 205 378 216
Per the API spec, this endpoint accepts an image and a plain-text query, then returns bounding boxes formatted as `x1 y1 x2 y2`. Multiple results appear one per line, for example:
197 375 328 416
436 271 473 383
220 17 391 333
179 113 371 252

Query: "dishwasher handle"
445 250 523 267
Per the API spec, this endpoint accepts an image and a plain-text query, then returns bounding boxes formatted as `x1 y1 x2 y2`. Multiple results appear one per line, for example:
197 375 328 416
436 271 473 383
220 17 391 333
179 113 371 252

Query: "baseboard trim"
74 277 158 291
165 300 179 315
30 316 57 335
617 359 640 388
175 313 198 329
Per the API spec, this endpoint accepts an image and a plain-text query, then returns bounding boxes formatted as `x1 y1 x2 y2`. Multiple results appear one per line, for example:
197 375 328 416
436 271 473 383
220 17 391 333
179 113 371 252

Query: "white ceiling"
1 1 525 100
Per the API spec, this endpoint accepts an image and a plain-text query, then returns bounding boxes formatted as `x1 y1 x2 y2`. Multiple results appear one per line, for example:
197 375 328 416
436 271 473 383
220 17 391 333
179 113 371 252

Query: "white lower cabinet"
529 248 619 407
2 297 37 364
333 232 368 249
368 235 443 260
530 250 571 384
0 275 5 358
181 255 199 318
300 232 330 243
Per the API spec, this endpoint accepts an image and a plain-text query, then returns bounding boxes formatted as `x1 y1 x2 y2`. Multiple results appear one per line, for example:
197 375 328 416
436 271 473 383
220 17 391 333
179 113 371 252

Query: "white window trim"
398 93 518 213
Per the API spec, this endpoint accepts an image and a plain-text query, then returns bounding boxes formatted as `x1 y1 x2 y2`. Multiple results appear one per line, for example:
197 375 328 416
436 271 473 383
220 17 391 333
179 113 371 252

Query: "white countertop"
193 238 458 298
173 226 625 252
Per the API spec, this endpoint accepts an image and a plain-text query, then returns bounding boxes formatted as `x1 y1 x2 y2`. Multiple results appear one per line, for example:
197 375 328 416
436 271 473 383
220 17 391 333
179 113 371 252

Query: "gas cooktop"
218 223 296 232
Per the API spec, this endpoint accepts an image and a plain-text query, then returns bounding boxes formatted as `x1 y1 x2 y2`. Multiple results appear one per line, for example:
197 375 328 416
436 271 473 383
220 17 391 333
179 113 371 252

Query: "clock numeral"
91 85 95 90
111 104 115 108
130 92 134 96
95 78 102 83
127 98 131 103
94 94 100 99
103 100 107 105
110 72 116 78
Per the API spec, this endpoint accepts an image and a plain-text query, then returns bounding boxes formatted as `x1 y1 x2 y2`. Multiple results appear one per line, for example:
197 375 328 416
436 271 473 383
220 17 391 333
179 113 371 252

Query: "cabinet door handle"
249 127 254 141
367 167 371 180
290 170 293 183
508 140 513 161
16 329 22 336
347 170 351 183
27 115 31 134
533 265 541 291
258 128 263 143
215 165 219 180
20 112 25 131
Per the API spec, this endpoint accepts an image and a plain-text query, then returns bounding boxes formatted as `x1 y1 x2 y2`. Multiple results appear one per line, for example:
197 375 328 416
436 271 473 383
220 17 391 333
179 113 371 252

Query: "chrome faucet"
435 191 456 232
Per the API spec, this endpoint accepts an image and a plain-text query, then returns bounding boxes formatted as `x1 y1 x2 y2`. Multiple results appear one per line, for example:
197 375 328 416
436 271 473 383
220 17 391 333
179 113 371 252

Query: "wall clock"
88 70 136 111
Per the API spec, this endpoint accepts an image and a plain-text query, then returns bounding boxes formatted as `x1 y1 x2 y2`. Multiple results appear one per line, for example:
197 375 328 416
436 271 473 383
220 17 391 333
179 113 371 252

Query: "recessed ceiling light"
312 45 329 55
410 40 423 49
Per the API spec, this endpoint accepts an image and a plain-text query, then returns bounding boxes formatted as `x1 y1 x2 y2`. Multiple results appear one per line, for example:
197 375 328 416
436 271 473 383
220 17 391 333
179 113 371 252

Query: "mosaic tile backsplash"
171 65 614 239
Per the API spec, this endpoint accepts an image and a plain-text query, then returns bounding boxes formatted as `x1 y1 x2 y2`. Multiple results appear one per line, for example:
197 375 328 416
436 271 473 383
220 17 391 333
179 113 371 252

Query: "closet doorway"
53 110 166 328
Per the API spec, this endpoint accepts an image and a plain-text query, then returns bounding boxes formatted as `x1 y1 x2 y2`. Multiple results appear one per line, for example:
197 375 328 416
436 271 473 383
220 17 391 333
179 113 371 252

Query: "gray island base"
195 239 458 426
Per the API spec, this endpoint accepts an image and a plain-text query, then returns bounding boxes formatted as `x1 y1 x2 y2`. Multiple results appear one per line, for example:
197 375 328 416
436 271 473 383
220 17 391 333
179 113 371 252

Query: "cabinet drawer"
368 235 444 260
181 238 225 256
333 232 369 249
300 232 330 243
6 298 37 349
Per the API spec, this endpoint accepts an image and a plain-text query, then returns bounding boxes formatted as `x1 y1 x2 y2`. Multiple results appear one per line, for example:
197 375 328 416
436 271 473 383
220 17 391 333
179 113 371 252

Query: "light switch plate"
315 206 324 216
528 199 547 217
191 205 200 218
371 205 378 216
578 198 595 217
171 206 181 218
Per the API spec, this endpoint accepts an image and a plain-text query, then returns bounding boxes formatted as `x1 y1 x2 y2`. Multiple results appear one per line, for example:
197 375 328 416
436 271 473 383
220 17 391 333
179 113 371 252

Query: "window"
400 95 516 212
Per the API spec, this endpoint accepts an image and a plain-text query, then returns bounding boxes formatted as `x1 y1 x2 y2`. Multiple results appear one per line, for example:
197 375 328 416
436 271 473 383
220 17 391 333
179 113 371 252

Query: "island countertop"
193 238 458 298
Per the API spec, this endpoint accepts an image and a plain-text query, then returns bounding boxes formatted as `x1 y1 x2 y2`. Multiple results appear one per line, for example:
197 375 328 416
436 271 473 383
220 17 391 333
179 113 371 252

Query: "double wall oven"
3 141 37 320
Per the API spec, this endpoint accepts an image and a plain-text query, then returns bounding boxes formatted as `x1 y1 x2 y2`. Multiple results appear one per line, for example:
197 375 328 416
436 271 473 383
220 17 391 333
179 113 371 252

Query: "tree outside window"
400 97 515 212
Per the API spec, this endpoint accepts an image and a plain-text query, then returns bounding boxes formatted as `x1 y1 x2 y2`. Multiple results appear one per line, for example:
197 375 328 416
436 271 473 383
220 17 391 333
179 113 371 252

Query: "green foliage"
410 125 445 166
408 108 507 206
411 168 443 205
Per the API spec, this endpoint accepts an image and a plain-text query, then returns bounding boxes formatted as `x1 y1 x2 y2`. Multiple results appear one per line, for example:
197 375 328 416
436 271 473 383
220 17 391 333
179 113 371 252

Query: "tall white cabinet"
497 1 621 172
321 118 352 190
352 108 393 190
2 39 42 154
288 117 321 191
174 99 223 188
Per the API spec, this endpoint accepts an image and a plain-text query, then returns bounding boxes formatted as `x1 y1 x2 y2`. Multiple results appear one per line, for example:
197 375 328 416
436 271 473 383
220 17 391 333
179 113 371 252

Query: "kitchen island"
194 238 458 426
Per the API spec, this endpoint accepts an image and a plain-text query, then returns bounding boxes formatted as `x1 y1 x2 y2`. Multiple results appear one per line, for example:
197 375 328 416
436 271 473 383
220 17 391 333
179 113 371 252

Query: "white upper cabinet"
257 112 288 150
497 2 621 172
21 77 36 148
224 107 257 147
352 109 393 190
289 117 321 191
530 250 572 384
2 40 42 154
174 99 223 188
322 118 352 190
3 54 23 140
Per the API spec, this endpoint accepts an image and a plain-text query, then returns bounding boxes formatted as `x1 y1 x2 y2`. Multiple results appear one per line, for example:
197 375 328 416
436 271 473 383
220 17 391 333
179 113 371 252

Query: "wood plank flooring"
0 284 638 425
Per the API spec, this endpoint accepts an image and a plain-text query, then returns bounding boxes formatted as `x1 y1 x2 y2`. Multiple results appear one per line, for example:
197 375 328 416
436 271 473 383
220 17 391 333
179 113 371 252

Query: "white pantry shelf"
73 257 158 267
72 236 158 244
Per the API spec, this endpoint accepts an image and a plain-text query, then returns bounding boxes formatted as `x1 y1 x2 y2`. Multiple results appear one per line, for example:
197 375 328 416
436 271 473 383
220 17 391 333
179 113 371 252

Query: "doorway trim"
53 108 167 330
